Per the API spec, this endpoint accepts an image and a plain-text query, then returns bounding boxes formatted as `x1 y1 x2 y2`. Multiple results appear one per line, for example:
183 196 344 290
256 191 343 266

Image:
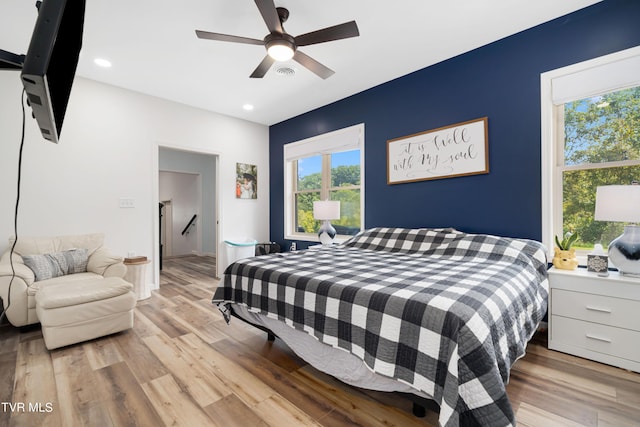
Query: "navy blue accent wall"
269 0 640 248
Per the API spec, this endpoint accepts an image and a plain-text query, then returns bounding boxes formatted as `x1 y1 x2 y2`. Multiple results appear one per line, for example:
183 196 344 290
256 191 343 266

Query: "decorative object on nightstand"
313 200 340 246
552 232 579 270
595 184 640 277
587 243 608 273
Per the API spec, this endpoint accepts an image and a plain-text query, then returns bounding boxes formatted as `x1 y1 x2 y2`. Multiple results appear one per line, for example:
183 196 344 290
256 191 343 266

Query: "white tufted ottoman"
35 277 136 350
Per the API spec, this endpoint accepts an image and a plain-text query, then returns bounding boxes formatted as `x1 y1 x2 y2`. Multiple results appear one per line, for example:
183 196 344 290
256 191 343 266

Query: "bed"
212 227 549 426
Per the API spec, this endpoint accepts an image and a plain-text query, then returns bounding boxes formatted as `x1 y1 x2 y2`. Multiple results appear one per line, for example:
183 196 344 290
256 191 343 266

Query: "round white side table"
124 259 151 300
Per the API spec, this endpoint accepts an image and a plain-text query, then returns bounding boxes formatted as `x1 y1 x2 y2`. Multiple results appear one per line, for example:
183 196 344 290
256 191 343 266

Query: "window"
541 47 640 261
284 124 364 241
560 87 640 253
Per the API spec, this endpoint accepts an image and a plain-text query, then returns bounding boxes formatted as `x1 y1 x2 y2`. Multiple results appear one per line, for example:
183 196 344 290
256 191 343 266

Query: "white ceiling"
2 0 601 126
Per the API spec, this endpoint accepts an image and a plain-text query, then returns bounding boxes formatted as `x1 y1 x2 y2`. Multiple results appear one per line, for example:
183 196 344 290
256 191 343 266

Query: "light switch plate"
119 198 135 208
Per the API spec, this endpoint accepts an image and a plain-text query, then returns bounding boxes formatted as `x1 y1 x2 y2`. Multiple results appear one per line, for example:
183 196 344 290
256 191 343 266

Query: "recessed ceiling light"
94 58 112 68
243 104 254 111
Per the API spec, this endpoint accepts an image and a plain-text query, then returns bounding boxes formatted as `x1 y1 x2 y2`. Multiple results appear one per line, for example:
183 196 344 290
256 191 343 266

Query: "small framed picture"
236 163 257 199
587 254 608 273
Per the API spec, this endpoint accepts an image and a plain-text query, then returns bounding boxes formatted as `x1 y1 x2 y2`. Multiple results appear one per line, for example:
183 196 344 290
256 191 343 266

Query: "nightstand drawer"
552 315 640 362
552 289 640 331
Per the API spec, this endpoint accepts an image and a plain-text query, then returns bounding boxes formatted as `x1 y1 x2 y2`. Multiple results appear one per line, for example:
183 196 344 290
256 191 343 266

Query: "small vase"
553 248 579 270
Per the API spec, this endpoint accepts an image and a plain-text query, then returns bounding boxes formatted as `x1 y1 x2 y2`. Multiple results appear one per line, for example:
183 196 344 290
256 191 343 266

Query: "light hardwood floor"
1 255 639 426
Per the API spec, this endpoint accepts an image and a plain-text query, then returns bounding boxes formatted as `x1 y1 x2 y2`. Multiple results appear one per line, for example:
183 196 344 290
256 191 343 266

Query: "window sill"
285 233 349 244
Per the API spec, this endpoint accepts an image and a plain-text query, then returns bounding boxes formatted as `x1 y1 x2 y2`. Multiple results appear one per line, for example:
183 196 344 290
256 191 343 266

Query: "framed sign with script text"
387 117 489 184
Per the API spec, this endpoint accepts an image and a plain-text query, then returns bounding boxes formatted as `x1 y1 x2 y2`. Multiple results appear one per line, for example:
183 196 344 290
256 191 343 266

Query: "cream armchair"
0 233 126 327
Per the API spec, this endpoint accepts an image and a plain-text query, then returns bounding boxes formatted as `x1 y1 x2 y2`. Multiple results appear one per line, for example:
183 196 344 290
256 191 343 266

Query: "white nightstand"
548 267 640 372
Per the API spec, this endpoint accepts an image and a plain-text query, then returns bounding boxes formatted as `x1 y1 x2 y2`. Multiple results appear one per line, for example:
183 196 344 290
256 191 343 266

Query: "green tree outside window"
561 86 640 249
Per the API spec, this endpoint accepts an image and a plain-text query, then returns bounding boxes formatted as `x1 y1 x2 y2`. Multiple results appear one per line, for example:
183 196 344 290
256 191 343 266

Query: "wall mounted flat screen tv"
20 0 85 144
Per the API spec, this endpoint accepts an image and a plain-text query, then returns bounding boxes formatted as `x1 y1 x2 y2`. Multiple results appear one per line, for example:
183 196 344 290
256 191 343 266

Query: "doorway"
159 171 200 257
157 146 219 280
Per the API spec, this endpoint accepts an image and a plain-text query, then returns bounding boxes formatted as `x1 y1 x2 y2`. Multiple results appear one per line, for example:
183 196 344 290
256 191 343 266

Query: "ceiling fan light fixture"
268 44 294 61
265 33 296 61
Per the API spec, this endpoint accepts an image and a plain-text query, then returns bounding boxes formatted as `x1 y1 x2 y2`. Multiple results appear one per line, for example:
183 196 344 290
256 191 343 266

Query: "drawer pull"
585 305 611 314
585 333 611 343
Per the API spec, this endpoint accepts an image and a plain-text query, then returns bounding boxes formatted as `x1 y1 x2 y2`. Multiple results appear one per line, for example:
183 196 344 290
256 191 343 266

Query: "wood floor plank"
113 326 169 384
293 365 431 427
512 357 618 399
0 347 17 427
11 338 62 427
162 295 231 344
173 283 213 301
51 344 111 427
210 314 270 344
175 294 229 324
174 333 276 408
226 332 435 427
82 334 124 370
516 402 589 427
141 373 218 427
131 308 165 339
617 384 640 407
0 324 19 355
213 336 340 421
203 394 268 427
194 298 224 315
507 371 598 427
143 333 229 407
597 407 640 427
163 256 216 282
95 361 165 426
136 304 190 338
140 289 178 311
524 339 640 384
253 393 323 427
239 333 308 373
157 282 190 297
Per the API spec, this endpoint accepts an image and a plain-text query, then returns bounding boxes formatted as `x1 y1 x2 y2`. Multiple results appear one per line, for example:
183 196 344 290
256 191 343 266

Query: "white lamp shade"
595 185 640 223
313 201 340 220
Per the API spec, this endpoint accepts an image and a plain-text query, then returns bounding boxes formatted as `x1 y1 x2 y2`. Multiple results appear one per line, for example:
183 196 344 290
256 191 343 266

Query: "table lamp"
313 200 340 246
594 184 640 277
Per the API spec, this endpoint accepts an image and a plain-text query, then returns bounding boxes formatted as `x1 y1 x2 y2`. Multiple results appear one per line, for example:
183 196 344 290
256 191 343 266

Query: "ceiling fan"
195 0 359 79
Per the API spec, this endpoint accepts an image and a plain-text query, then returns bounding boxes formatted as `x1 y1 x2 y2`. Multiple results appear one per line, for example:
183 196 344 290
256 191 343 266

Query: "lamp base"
608 225 640 277
318 220 336 246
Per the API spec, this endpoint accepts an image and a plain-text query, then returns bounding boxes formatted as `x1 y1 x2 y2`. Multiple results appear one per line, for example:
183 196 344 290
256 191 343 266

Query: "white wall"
0 74 269 286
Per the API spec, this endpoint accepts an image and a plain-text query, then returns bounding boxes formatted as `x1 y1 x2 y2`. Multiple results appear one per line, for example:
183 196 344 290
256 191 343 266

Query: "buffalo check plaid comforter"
213 228 548 426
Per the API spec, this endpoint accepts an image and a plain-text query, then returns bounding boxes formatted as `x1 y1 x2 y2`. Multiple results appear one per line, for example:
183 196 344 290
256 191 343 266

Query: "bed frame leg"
412 402 426 418
267 332 275 341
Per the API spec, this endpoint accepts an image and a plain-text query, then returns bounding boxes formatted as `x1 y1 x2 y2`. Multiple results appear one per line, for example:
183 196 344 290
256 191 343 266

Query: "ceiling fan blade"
293 51 334 79
295 21 359 46
250 55 276 78
195 30 264 46
254 0 283 34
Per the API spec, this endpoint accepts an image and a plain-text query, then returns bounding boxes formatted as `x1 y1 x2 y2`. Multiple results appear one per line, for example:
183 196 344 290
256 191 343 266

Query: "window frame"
283 124 365 242
541 46 640 263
